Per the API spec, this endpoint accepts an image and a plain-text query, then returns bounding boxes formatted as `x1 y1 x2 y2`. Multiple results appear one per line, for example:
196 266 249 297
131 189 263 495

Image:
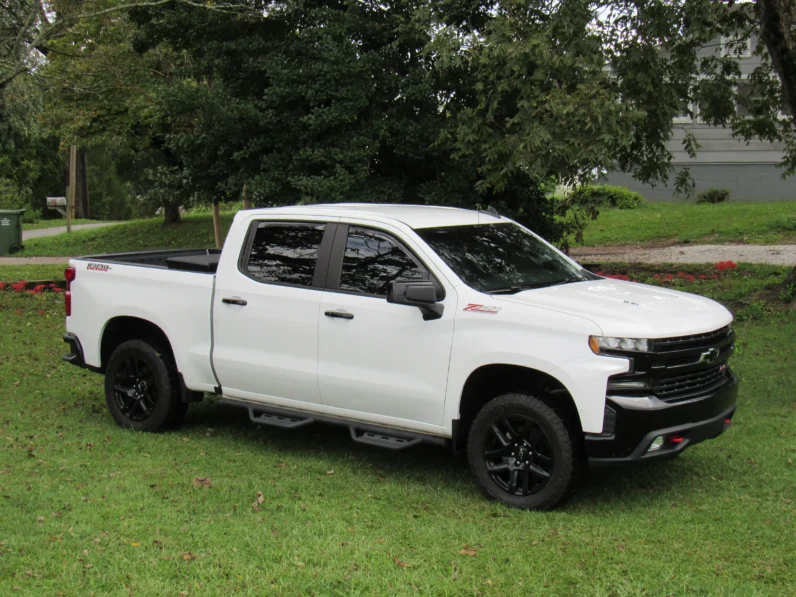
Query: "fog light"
647 436 665 452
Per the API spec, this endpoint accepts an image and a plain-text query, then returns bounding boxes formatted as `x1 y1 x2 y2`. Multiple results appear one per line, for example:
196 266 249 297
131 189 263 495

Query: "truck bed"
81 249 221 273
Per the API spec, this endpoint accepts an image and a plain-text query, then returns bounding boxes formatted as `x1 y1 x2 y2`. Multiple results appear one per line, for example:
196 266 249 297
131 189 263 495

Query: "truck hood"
496 279 732 338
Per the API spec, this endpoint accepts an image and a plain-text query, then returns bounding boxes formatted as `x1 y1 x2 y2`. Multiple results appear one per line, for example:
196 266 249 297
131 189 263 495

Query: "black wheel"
467 393 578 510
104 340 186 432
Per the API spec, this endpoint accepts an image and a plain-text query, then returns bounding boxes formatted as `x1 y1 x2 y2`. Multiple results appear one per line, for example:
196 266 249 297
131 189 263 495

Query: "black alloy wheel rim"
113 357 158 421
483 415 554 497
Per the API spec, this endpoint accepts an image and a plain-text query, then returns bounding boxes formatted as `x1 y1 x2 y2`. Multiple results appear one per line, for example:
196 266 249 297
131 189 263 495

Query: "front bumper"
585 371 738 465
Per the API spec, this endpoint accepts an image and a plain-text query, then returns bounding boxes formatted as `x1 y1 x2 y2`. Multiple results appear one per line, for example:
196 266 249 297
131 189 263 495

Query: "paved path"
22 222 118 240
570 244 796 266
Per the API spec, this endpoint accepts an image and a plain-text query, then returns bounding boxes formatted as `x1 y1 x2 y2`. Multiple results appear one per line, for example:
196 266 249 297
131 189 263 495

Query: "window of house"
244 222 326 287
673 102 694 124
339 227 427 296
721 35 753 58
736 80 758 117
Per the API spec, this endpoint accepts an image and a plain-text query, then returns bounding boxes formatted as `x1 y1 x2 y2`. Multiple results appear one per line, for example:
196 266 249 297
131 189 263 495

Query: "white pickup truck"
63 204 738 509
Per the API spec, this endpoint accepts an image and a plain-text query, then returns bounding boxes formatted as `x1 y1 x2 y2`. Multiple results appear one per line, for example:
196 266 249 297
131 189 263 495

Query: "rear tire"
467 393 578 510
104 339 185 432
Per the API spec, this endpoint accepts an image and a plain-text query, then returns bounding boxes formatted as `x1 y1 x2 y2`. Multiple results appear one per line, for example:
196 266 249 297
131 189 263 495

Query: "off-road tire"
467 393 578 510
104 339 186 432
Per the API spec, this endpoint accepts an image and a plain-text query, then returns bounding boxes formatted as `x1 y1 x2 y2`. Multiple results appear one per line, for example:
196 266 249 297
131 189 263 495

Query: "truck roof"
243 203 504 229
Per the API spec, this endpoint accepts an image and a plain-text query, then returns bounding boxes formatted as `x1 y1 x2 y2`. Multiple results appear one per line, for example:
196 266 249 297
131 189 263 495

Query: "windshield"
416 223 588 294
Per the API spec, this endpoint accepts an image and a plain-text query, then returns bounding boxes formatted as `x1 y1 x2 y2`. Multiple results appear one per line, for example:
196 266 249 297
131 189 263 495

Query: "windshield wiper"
487 277 585 294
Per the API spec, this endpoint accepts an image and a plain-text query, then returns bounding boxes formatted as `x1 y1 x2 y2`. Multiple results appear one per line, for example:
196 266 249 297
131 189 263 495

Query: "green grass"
0 264 67 282
16 202 796 258
590 263 793 320
575 201 796 246
23 219 96 231
1 269 794 595
19 213 234 257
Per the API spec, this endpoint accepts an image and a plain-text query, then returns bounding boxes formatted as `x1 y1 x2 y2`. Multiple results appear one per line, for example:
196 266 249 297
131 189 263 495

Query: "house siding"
605 33 796 201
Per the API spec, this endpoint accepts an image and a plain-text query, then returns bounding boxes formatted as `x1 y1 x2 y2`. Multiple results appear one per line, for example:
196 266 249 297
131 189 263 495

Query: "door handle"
325 310 354 320
222 297 247 306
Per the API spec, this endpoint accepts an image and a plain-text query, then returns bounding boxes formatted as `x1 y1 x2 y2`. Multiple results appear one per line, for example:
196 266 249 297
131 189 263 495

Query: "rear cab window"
241 221 327 288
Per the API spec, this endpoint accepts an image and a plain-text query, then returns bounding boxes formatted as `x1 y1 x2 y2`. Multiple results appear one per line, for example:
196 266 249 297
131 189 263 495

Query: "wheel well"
454 364 583 453
100 317 176 372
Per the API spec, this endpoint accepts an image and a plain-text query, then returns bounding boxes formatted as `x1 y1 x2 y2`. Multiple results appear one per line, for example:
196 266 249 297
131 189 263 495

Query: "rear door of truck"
211 215 335 406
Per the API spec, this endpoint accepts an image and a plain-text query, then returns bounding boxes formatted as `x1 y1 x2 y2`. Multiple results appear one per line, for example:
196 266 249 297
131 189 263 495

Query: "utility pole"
67 145 77 233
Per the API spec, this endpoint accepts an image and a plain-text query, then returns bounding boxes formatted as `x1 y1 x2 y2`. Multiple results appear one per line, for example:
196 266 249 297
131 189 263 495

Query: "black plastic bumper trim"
586 373 738 465
588 404 736 466
62 333 102 373
63 333 85 368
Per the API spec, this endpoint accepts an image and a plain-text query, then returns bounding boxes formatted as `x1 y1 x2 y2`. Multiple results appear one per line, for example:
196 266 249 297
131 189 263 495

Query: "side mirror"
387 281 444 321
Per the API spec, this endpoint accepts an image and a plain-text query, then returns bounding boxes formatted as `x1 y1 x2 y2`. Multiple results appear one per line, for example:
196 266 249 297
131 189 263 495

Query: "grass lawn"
0 264 67 282
0 266 794 595
575 201 796 246
23 219 96 232
19 213 234 257
14 202 796 258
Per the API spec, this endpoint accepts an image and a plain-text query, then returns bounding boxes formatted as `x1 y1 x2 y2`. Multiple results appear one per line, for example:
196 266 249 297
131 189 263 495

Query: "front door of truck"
212 218 333 406
317 224 456 426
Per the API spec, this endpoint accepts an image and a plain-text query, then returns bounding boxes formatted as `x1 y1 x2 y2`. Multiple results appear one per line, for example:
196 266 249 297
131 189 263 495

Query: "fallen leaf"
181 552 196 562
617 544 626 551
393 557 410 568
459 547 478 557
252 491 264 511
130 542 141 547
326 470 334 475
271 528 279 537
192 476 213 489
788 458 793 465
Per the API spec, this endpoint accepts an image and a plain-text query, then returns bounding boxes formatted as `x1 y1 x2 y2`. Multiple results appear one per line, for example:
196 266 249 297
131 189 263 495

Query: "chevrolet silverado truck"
62 204 738 510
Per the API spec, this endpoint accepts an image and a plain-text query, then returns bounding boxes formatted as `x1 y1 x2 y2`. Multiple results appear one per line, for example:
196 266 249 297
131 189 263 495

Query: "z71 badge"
463 304 502 314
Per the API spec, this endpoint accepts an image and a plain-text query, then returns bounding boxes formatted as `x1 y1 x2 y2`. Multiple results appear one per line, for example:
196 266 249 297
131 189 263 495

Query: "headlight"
589 336 650 354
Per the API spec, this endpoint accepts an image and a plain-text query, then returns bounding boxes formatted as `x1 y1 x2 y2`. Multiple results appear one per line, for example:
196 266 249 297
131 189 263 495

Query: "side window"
244 222 326 287
339 227 427 296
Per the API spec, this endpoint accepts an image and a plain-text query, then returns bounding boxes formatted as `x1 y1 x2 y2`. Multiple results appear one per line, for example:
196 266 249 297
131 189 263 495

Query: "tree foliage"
3 1 795 240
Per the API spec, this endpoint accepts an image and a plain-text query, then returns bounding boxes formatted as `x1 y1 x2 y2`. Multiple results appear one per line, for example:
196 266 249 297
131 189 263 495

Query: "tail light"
65 267 76 316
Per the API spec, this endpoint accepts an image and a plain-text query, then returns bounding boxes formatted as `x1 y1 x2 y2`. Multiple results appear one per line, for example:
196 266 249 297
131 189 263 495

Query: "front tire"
104 339 186 432
467 393 578 510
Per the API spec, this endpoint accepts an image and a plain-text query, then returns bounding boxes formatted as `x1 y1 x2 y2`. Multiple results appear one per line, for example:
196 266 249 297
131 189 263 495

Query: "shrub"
572 185 644 209
697 188 730 204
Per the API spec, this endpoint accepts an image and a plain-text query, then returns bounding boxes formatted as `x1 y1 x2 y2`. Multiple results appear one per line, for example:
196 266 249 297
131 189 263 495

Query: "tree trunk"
80 148 90 218
757 0 796 118
164 202 181 224
242 184 252 210
212 201 223 249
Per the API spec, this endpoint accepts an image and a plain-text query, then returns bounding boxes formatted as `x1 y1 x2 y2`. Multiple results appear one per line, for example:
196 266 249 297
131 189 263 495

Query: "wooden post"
242 184 252 210
67 145 77 233
212 201 223 249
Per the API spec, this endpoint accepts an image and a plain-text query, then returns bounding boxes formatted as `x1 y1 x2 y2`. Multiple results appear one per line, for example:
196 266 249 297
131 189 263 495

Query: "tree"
41 0 793 245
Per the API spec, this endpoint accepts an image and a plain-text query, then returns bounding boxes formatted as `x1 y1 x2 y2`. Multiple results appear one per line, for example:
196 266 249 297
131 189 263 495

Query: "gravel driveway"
570 244 796 266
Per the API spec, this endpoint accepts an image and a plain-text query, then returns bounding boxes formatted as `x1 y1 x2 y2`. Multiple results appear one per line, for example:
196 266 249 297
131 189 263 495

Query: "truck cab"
63 204 738 510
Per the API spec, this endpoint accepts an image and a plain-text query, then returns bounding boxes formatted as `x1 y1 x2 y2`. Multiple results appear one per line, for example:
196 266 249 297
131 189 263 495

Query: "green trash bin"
0 209 26 256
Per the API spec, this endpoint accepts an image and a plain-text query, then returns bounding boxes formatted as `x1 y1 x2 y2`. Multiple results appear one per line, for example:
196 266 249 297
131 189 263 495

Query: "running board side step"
349 427 422 450
219 398 448 450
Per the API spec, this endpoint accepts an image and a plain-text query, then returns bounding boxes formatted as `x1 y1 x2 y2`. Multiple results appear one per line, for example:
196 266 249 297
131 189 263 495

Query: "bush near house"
697 188 731 204
573 185 645 210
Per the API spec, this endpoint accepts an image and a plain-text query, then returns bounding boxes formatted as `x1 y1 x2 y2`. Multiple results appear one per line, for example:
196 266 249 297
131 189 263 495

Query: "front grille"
654 326 731 353
652 365 727 402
